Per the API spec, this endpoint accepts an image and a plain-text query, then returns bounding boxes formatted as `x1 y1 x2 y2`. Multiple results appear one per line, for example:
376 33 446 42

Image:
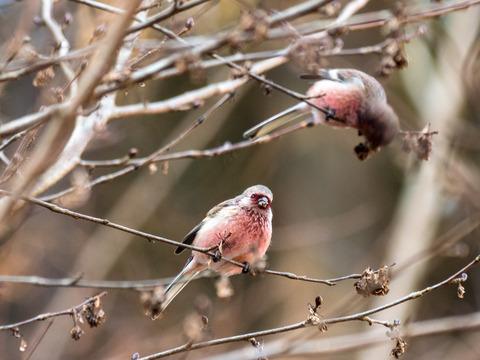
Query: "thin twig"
0 42 99 82
0 189 221 254
126 0 214 34
0 127 34 152
129 91 235 170
2 0 475 139
325 255 479 325
42 0 76 91
263 270 341 285
0 274 173 289
0 189 369 288
0 292 107 331
0 265 369 290
209 311 480 359
0 269 351 290
137 254 480 359
48 118 315 199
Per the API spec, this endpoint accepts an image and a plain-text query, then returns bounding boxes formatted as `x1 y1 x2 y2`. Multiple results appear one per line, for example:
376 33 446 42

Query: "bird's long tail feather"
152 261 200 319
243 102 307 139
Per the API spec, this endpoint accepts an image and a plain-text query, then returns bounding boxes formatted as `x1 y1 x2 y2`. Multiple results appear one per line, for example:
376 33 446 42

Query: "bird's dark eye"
250 194 256 198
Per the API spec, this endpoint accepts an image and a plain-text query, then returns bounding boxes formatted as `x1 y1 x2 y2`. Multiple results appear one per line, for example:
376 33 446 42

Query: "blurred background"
1 0 480 359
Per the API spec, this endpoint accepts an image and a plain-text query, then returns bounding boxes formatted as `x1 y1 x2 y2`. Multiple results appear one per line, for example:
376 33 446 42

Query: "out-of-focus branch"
1 0 474 140
96 0 479 98
0 42 99 83
126 0 214 34
41 0 76 92
334 0 370 24
0 274 174 289
360 4 480 358
0 103 64 139
46 118 316 201
23 1 147 199
111 23 425 119
0 1 143 235
0 128 34 152
394 212 480 274
39 90 236 200
0 269 358 290
93 0 351 97
69 0 136 13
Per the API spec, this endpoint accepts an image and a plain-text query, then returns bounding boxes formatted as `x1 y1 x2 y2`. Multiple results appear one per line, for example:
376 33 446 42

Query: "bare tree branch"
205 311 480 359
0 188 375 287
137 255 479 359
0 292 107 331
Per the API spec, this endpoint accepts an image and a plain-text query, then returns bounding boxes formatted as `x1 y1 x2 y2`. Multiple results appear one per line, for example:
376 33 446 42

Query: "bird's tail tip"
242 103 307 140
145 271 200 319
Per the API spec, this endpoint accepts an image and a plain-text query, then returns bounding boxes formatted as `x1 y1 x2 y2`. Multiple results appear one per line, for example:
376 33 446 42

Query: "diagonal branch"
137 255 480 359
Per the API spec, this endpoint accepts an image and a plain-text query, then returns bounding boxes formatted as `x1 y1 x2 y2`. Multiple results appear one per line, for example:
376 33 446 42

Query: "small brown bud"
64 12 73 25
128 148 139 158
83 297 106 327
391 338 407 358
186 17 194 30
70 325 84 341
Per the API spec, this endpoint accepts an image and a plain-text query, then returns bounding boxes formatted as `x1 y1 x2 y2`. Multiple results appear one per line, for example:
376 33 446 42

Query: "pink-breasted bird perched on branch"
243 68 400 150
152 185 273 319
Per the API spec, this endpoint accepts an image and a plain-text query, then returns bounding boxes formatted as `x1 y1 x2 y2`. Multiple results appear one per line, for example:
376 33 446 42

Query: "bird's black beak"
258 196 269 208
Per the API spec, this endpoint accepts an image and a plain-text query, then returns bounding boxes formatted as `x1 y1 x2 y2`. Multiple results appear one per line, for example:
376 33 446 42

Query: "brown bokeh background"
1 1 480 359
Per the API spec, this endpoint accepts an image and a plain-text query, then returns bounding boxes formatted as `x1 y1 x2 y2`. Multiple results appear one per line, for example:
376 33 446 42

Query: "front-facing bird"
152 185 273 318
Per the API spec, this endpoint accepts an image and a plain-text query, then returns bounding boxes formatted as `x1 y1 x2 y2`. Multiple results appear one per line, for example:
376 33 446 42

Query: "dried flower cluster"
354 266 390 297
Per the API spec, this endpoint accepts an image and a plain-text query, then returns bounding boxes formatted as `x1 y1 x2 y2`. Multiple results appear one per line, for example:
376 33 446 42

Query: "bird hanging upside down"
243 68 400 153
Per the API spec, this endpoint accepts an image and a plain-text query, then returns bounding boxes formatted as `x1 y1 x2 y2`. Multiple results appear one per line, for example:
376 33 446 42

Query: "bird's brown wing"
174 222 203 254
174 198 236 254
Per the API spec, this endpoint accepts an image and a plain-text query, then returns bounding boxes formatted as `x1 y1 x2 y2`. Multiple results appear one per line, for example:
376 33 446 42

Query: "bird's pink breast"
306 81 363 128
188 208 272 276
